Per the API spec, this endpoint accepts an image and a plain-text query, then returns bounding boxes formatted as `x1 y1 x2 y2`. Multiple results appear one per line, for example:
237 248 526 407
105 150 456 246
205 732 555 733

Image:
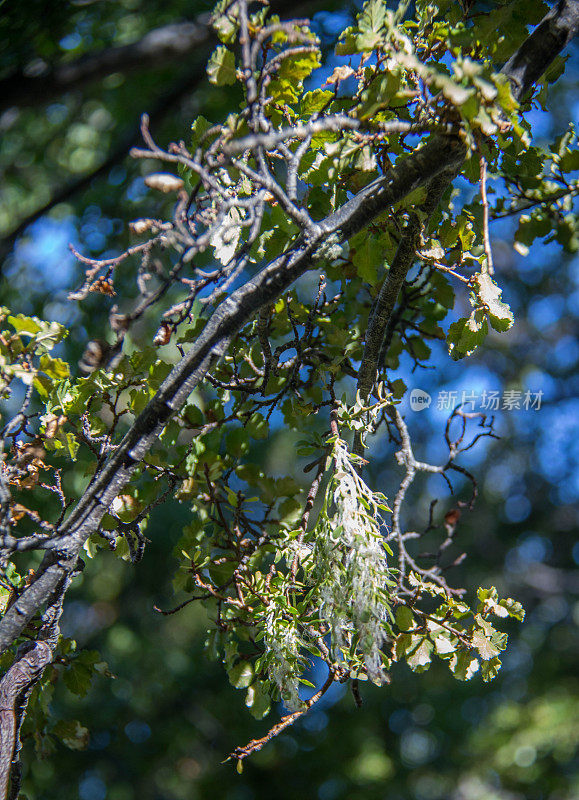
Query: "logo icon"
410 388 432 412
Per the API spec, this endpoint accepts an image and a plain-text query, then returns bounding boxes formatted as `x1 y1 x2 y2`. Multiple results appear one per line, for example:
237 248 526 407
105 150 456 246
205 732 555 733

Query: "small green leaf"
447 309 488 359
498 597 525 621
395 605 414 632
301 89 333 117
8 314 42 336
40 354 70 381
354 0 387 51
389 378 406 399
450 650 479 681
207 46 237 86
247 412 268 440
63 652 101 697
52 719 89 751
474 273 514 332
406 636 433 671
190 115 213 151
349 231 385 285
471 619 507 661
481 656 502 682
228 661 254 689
60 431 80 461
211 0 239 43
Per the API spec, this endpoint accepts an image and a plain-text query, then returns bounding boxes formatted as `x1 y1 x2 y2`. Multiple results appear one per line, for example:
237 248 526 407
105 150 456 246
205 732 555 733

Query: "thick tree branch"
502 0 579 100
356 171 455 407
354 0 579 413
0 641 52 799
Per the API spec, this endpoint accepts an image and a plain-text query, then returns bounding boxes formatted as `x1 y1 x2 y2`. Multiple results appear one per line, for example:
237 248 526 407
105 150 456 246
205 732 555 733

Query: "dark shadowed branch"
0 20 212 114
0 0 338 114
0 73 202 263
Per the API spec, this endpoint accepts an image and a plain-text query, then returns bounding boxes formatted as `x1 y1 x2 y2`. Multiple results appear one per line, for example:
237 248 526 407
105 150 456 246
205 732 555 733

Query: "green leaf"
481 656 502 682
357 72 402 118
63 651 102 697
8 313 42 336
474 273 514 332
60 431 80 461
396 632 433 671
268 50 321 105
228 661 254 689
211 0 239 43
431 628 455 657
390 378 407 399
190 115 213 152
245 682 271 719
52 719 90 751
207 46 237 86
498 597 525 621
407 336 431 362
33 374 53 399
247 412 269 440
555 215 579 253
335 29 358 56
406 636 433 671
447 309 488 359
8 315 66 351
395 605 414 632
0 587 11 615
471 617 507 661
40 354 70 381
208 559 236 585
477 586 499 605
301 89 333 117
431 273 455 309
349 231 385 285
559 148 579 172
356 0 387 50
449 650 479 681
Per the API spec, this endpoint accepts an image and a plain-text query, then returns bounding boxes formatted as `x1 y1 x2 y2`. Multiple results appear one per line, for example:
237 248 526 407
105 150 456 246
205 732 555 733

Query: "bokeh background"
0 1 577 799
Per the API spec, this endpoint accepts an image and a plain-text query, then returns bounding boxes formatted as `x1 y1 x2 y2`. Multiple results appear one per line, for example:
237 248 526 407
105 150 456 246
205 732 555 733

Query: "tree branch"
0 73 201 263
354 0 579 413
502 0 579 100
0 641 52 799
0 21 212 114
0 0 576 655
356 171 456 407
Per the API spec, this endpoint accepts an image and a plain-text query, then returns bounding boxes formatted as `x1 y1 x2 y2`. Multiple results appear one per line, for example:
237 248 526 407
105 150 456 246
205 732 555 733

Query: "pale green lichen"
313 438 394 684
263 596 305 711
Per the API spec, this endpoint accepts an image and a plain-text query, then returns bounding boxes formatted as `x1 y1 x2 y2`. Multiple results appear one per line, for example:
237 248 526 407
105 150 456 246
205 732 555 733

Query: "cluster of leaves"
394 581 524 683
0 308 68 398
21 639 108 756
511 125 579 256
168 385 524 737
